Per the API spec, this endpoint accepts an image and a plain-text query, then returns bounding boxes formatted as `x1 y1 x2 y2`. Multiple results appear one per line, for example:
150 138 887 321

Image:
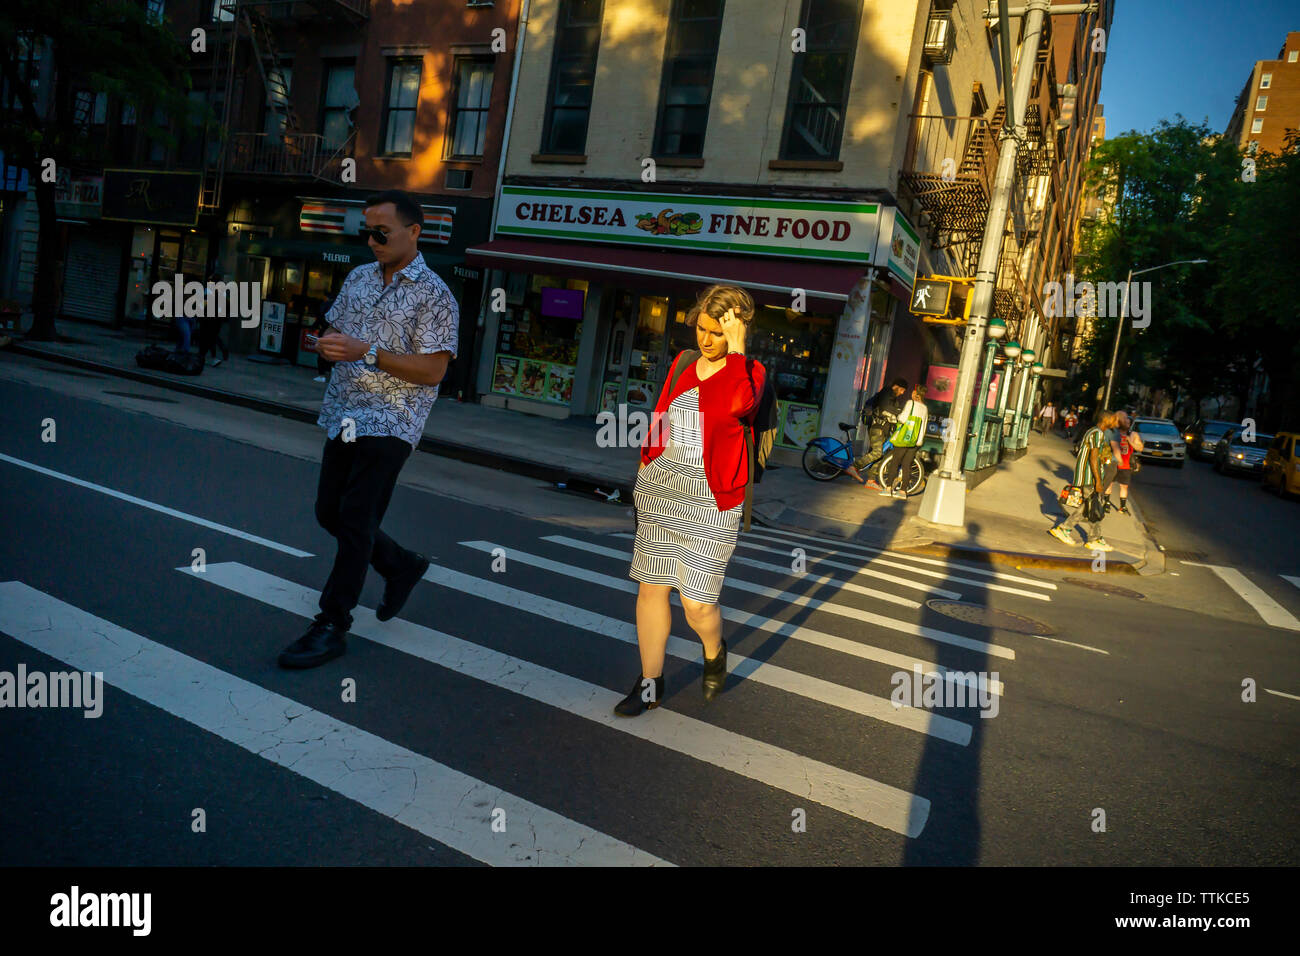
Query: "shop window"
489 274 587 405
748 303 834 448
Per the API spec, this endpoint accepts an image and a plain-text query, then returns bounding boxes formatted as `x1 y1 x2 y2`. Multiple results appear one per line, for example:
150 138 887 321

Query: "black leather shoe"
614 674 664 717
702 639 727 701
377 553 430 622
278 620 348 669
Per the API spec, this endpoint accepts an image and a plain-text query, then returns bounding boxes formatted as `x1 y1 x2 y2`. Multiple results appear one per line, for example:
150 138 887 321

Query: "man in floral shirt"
279 190 458 669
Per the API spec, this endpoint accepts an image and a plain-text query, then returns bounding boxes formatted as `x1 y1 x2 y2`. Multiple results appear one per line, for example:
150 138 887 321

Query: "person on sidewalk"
278 190 459 669
851 377 908 486
311 292 338 384
197 268 231 368
880 384 928 498
1050 410 1120 551
1113 411 1143 514
616 284 767 717
1036 401 1056 434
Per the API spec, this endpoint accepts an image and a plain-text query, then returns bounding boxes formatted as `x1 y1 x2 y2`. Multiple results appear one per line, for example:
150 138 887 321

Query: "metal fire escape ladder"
200 0 241 212
241 6 300 136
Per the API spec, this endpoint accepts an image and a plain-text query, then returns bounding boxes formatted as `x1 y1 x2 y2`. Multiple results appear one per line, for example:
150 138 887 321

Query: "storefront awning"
466 238 875 311
237 235 464 270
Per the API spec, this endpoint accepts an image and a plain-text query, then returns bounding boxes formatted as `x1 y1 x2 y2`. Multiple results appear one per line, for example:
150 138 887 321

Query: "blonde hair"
685 284 755 328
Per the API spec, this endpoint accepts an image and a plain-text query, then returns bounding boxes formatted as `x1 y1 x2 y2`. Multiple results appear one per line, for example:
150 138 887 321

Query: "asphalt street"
1 355 1297 865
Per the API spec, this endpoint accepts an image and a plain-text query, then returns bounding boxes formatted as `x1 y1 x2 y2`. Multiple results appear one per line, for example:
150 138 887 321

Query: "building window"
1260 72 1271 89
652 0 725 157
262 65 292 138
1251 117 1263 134
1255 95 1267 111
210 0 234 22
321 62 357 151
1290 51 1298 63
446 168 473 189
540 0 605 154
381 59 422 156
148 104 169 163
780 0 863 160
448 56 494 158
146 0 165 23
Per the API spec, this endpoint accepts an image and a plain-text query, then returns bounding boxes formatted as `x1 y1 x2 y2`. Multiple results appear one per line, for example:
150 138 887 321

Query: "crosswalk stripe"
0 580 664 866
186 563 933 837
548 535 920 610
461 541 1016 661
410 554 979 742
1281 575 1300 591
0 452 314 558
1181 562 1300 631
732 533 1051 601
614 532 961 598
747 526 1057 591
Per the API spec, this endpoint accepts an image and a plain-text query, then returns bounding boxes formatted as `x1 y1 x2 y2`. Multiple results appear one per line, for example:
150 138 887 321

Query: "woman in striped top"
616 285 767 717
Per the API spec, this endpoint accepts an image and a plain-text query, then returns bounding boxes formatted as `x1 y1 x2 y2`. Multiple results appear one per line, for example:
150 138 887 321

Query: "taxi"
1262 432 1300 498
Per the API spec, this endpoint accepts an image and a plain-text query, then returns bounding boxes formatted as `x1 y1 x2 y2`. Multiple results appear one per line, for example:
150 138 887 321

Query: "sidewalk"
3 316 1163 574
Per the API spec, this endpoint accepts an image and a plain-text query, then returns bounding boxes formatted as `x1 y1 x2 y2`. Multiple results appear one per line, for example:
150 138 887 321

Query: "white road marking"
0 581 662 866
1181 562 1300 631
0 452 312 558
186 563 933 837
1281 575 1300 591
729 534 1051 601
411 555 982 741
1264 688 1300 702
547 534 920 609
747 526 1058 590
614 532 960 598
1030 635 1110 655
461 541 1016 661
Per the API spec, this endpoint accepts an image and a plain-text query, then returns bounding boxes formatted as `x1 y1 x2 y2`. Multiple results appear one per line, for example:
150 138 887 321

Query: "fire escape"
199 0 369 213
899 13 1059 345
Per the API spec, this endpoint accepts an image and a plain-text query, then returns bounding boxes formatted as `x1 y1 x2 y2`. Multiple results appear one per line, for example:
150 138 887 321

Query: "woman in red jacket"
616 284 767 717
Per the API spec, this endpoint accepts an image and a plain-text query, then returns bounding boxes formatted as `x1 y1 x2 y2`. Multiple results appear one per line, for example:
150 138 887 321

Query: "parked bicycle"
801 421 926 495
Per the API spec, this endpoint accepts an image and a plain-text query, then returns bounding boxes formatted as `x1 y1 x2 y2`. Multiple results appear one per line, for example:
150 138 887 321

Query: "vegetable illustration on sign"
635 208 704 236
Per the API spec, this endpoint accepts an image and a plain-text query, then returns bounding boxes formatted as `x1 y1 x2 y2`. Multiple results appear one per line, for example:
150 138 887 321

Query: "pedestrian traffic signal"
910 278 952 317
911 275 974 324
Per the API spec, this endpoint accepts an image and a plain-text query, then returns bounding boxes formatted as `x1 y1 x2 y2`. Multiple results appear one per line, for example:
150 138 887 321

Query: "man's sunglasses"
358 227 391 245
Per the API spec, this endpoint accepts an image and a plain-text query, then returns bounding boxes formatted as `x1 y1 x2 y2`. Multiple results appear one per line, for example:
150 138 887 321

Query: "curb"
894 541 1143 574
7 341 640 502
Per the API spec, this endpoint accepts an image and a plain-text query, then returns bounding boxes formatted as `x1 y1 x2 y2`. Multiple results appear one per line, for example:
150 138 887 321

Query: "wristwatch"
363 343 378 366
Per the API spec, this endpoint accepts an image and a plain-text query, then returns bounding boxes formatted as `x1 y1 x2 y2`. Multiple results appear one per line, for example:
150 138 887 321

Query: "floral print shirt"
316 254 458 449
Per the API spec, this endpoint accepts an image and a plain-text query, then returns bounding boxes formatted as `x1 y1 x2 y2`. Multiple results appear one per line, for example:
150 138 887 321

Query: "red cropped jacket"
639 351 767 510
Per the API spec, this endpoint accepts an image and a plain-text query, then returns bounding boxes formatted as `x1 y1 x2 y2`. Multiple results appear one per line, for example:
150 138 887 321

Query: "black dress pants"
314 435 418 630
884 445 919 489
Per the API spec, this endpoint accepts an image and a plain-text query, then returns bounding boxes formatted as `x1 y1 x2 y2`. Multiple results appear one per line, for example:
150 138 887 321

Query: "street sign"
910 278 952 317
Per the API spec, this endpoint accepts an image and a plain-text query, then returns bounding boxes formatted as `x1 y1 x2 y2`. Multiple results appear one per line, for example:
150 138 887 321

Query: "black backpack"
667 349 778 531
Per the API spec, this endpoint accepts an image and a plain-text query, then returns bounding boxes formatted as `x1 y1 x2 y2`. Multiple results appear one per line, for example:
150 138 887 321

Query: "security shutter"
62 226 120 323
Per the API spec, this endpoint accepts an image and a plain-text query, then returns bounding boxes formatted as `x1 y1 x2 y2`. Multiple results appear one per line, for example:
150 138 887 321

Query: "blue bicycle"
801 420 926 495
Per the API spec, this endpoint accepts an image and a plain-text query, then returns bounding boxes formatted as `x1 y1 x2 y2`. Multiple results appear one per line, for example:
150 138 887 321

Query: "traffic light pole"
917 0 1051 527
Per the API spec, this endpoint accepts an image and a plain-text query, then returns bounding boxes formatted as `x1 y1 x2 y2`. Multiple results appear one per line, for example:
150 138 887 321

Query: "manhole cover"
102 390 179 404
924 600 1055 635
1061 577 1146 600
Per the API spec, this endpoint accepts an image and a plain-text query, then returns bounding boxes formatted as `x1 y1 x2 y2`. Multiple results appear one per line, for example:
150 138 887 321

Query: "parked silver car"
1213 428 1274 477
1130 418 1186 467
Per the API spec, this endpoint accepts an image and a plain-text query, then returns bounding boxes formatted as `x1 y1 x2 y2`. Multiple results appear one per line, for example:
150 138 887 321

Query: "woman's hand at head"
719 308 746 355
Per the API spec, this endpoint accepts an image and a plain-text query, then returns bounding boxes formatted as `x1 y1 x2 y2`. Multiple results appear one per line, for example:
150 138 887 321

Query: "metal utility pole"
918 0 1052 527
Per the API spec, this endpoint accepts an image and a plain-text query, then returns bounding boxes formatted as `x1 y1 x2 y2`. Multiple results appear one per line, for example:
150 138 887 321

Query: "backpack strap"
742 420 755 533
667 349 700 400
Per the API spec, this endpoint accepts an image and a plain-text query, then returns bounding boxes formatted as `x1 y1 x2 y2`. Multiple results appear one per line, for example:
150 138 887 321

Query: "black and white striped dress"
629 386 743 604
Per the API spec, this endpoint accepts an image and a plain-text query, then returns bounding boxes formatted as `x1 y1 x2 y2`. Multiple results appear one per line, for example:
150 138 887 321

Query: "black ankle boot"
614 674 664 717
702 639 727 701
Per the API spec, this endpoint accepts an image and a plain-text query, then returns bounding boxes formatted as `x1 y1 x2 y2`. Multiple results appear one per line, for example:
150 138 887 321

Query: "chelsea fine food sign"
496 185 881 262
